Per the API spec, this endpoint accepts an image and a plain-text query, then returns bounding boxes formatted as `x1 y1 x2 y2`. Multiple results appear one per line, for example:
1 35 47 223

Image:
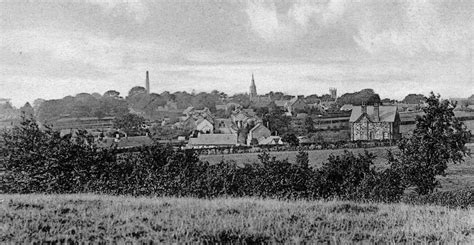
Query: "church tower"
249 73 257 101
145 71 150 94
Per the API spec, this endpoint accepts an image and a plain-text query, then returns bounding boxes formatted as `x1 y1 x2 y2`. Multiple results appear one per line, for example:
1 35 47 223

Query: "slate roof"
274 100 289 107
183 106 194 115
349 106 398 123
188 134 238 146
232 113 249 122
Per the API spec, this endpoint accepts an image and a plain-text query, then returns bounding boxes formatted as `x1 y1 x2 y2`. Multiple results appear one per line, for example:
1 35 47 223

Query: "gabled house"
214 118 237 134
285 96 308 114
349 105 400 141
259 136 284 145
196 117 214 134
246 123 271 146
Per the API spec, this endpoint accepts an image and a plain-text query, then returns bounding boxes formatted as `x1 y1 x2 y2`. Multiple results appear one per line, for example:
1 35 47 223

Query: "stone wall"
351 117 393 140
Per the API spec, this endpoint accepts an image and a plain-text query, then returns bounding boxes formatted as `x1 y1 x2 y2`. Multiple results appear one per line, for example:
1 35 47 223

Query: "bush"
312 150 404 202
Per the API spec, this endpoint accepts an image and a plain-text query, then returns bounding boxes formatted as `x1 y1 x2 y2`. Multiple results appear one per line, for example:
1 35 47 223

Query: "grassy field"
1 194 472 243
201 144 474 191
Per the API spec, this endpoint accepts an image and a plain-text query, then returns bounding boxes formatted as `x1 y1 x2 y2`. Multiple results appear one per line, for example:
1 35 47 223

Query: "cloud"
245 0 351 43
87 0 148 23
1 27 181 72
353 0 471 57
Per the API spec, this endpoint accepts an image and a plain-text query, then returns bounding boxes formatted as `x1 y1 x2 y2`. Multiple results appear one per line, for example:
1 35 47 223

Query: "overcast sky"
1 0 472 106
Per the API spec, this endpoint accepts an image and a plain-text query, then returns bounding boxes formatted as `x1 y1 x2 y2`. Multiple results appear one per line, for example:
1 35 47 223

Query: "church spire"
249 73 257 101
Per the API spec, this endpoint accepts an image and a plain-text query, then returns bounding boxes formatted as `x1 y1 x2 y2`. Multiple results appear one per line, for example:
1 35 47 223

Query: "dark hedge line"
1 118 404 202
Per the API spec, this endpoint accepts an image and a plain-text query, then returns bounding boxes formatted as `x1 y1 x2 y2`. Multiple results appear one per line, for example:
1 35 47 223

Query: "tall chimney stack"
373 103 380 122
145 71 150 94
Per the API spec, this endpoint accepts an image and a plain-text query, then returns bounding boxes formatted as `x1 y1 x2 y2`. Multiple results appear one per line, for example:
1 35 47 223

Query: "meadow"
1 194 473 243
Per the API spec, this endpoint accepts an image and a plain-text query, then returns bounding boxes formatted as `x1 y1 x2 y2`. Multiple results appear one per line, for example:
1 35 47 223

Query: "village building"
349 105 400 141
259 136 284 145
187 133 238 148
247 74 273 108
195 117 214 134
286 96 308 114
246 123 271 146
340 104 353 111
214 118 236 134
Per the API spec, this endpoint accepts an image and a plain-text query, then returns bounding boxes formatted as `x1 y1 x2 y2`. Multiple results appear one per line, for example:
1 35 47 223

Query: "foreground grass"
1 195 473 243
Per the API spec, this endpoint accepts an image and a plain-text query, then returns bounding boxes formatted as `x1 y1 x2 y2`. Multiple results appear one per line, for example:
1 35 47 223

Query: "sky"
0 0 472 107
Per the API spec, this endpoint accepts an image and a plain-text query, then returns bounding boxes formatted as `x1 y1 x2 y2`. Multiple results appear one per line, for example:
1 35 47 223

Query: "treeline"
36 92 129 122
336 88 381 106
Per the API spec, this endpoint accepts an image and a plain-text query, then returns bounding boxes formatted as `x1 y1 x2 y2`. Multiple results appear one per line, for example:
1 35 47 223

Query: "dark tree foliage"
36 93 128 122
315 151 404 202
402 94 426 104
262 108 291 135
128 86 147 97
337 89 381 106
392 92 471 195
0 116 116 193
113 113 147 136
304 116 315 133
282 133 299 147
103 90 121 98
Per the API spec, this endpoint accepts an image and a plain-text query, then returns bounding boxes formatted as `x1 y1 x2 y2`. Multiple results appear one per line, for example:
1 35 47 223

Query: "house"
349 105 400 141
196 117 214 134
274 99 290 108
340 104 353 111
282 96 308 114
183 106 195 116
214 118 237 134
181 116 197 130
247 123 271 146
259 136 284 145
187 133 238 148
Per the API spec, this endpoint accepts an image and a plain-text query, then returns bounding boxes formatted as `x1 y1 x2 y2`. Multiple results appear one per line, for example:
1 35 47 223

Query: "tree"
304 116 315 133
393 92 471 195
402 94 426 104
113 113 147 136
262 108 291 135
337 89 381 106
104 90 121 98
282 133 299 147
128 86 147 98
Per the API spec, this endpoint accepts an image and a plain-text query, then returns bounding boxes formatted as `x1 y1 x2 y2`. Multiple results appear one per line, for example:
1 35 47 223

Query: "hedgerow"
0 117 471 208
